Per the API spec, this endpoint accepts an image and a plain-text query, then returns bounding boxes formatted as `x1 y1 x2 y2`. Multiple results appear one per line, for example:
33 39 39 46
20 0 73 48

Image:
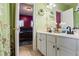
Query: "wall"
0 3 10 56
67 4 77 10
56 3 70 11
35 3 47 31
68 4 79 28
74 12 79 28
20 15 33 28
10 3 16 56
35 3 56 31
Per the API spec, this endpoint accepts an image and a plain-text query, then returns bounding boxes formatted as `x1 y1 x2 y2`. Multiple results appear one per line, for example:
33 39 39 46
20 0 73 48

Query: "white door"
15 3 20 56
61 8 74 28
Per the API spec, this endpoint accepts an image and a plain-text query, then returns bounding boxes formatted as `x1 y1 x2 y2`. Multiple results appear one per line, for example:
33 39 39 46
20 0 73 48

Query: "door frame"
15 3 20 56
15 3 37 56
33 3 37 50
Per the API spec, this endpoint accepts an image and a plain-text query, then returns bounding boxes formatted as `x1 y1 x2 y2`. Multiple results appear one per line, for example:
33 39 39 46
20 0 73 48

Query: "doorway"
19 3 33 56
15 3 42 56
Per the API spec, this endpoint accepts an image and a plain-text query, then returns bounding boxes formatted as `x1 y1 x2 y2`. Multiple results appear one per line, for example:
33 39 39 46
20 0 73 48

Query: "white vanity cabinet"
77 39 79 55
37 33 47 55
47 35 56 56
57 36 77 56
47 35 77 56
36 32 79 56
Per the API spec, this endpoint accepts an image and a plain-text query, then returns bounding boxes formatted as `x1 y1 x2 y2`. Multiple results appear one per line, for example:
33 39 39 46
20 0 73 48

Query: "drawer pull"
57 48 59 50
53 45 55 48
39 39 42 41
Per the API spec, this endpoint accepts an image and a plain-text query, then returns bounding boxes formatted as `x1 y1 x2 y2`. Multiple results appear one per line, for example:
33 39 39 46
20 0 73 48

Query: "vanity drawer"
47 35 56 43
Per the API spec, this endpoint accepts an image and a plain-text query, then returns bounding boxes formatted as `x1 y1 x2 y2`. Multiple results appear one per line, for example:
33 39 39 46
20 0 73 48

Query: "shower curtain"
0 3 10 56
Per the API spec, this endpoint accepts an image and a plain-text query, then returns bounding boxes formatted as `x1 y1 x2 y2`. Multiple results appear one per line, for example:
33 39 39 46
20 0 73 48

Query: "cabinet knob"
57 48 59 50
53 45 55 48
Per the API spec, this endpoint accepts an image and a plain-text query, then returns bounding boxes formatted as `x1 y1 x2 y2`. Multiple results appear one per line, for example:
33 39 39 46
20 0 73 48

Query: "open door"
15 3 34 56
61 8 74 28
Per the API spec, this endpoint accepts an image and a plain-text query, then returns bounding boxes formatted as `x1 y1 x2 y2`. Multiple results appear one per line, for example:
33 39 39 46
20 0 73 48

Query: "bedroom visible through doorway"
19 3 33 56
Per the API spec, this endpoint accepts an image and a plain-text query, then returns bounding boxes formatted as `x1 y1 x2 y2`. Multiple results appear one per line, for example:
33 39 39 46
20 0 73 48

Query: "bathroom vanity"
35 4 79 56
36 31 79 56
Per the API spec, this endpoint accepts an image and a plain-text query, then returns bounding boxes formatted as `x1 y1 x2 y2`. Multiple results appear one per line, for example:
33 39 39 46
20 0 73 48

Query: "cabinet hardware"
57 48 59 50
53 45 55 48
39 39 42 41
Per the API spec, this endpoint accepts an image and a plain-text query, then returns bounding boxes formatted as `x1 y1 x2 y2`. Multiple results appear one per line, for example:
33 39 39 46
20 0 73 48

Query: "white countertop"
37 31 79 39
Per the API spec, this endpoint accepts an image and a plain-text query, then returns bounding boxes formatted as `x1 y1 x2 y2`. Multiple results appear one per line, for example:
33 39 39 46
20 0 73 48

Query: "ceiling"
20 3 33 16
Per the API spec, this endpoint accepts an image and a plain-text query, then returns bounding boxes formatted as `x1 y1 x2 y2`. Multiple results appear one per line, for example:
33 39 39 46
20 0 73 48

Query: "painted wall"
56 3 70 11
74 11 79 28
20 15 33 28
0 3 10 56
35 3 56 31
68 4 79 28
35 3 47 31
10 3 16 56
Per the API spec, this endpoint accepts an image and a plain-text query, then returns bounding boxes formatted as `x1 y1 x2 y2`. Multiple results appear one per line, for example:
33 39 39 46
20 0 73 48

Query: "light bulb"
52 4 56 7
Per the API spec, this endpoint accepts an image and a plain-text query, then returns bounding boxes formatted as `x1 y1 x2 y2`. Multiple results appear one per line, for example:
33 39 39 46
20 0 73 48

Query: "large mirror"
61 8 74 28
51 3 79 32
55 3 79 29
35 3 79 32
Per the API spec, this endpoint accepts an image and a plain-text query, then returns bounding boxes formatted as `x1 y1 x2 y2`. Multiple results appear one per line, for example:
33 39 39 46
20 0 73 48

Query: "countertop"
37 31 79 39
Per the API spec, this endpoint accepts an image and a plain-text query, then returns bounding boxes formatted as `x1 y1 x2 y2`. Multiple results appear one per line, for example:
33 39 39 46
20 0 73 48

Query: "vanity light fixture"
47 3 56 8
52 3 56 7
49 3 56 7
23 6 32 11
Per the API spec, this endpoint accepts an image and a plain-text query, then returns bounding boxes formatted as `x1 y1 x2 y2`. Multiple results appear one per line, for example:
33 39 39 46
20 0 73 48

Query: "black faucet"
66 26 74 34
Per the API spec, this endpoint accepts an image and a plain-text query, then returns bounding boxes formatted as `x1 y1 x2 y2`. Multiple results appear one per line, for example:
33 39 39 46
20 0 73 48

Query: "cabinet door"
57 36 76 51
40 33 46 55
57 36 76 56
77 40 79 55
37 33 41 51
47 41 56 56
57 46 76 56
37 33 46 55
